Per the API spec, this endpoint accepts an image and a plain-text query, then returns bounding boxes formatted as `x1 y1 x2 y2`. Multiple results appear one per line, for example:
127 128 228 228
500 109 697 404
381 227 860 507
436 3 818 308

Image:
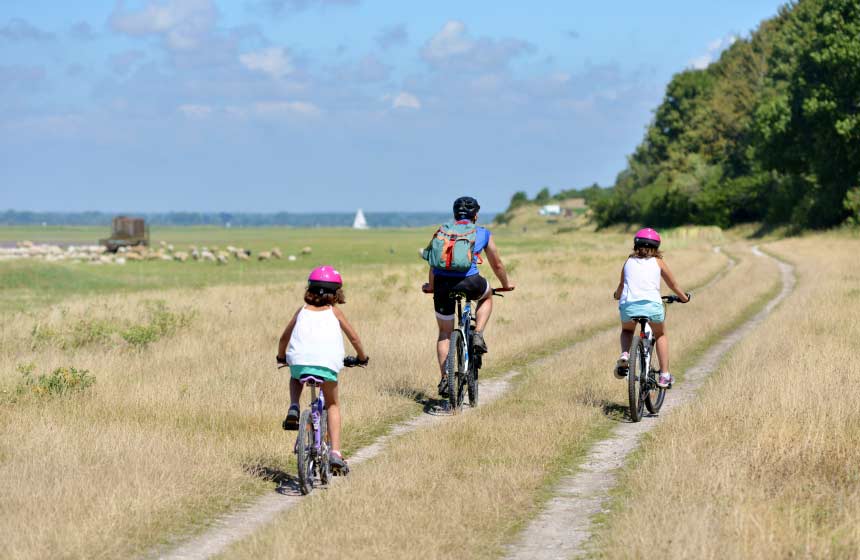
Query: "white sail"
352 208 369 229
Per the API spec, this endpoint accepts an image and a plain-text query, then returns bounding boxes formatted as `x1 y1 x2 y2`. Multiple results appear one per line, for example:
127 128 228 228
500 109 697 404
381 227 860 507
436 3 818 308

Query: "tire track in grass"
503 247 794 560
154 249 734 560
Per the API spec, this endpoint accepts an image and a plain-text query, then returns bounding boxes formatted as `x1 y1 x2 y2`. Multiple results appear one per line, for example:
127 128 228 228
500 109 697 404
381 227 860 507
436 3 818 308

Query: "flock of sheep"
0 240 312 265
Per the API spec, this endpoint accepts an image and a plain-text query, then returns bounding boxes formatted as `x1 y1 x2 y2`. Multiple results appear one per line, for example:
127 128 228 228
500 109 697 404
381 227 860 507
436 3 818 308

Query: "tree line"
589 0 860 230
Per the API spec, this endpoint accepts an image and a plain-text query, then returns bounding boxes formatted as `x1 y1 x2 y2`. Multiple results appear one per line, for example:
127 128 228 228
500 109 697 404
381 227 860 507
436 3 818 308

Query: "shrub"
16 363 95 398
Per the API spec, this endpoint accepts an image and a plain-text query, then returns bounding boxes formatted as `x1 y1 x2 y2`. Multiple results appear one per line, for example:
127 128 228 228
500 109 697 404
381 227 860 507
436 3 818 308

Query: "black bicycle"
624 294 689 422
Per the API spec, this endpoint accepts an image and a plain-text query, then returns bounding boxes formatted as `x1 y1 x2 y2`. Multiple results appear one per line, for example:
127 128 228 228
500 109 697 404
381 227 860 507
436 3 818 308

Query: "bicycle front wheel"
296 409 315 495
446 331 464 411
627 338 646 422
466 356 479 407
319 410 331 486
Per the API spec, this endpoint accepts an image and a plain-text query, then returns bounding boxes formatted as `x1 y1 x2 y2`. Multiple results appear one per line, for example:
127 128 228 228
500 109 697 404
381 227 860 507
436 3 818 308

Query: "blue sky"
1 0 787 213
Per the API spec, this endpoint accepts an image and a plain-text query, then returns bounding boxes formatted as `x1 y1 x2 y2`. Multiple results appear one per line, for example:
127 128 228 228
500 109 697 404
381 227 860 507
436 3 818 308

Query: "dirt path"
503 247 794 560
154 251 735 560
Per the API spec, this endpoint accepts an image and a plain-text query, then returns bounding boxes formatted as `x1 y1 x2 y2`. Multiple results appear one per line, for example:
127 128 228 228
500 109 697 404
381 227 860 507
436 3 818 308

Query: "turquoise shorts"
619 300 665 324
289 365 338 383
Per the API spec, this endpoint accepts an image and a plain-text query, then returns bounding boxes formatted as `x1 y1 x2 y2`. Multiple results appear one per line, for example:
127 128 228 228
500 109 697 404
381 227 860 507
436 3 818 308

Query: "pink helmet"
308 265 343 294
633 228 661 249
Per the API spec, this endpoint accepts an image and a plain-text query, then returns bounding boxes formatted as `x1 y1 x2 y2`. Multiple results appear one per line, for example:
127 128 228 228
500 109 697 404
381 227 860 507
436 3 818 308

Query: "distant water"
0 211 496 228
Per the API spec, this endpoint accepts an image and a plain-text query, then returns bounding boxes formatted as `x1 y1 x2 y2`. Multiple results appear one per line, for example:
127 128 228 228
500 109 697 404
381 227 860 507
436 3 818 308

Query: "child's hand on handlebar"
276 355 288 368
344 355 370 367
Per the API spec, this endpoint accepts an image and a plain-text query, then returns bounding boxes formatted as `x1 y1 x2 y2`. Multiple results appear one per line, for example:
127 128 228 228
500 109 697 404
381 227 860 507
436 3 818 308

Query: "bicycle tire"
446 331 463 411
644 353 666 413
627 338 646 422
296 409 315 495
319 410 332 486
467 356 479 407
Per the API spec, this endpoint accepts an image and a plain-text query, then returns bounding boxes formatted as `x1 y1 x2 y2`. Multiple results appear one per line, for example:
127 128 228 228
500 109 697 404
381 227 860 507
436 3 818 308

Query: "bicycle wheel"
446 331 463 411
644 351 666 413
296 409 315 495
627 338 646 422
466 356 479 407
319 410 332 486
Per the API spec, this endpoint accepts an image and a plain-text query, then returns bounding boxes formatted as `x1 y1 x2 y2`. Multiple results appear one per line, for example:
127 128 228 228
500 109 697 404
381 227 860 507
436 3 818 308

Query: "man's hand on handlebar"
421 283 433 294
344 355 370 368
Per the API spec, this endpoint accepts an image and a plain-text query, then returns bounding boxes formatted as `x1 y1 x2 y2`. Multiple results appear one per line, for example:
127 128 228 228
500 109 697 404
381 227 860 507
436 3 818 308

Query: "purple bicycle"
286 356 367 495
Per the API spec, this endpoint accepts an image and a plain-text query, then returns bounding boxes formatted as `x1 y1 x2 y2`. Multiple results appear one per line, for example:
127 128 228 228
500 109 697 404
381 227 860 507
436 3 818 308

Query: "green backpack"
422 222 478 272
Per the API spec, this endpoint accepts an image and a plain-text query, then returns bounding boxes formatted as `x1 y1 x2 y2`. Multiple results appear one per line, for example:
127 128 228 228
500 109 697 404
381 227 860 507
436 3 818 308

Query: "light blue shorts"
619 300 665 324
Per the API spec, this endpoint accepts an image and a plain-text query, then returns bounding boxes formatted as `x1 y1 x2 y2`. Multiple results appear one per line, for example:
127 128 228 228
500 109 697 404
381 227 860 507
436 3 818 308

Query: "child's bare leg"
620 321 636 353
321 381 341 452
651 322 669 372
289 378 303 407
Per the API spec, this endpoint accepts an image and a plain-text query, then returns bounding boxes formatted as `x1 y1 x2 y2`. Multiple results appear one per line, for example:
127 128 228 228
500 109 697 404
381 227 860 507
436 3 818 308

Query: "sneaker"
657 372 674 388
437 375 449 397
614 352 629 379
330 451 350 476
282 404 299 431
471 331 488 354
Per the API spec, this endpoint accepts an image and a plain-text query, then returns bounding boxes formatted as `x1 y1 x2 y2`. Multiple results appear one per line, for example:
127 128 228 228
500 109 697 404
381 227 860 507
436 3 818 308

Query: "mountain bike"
445 287 513 412
279 356 367 495
624 295 689 422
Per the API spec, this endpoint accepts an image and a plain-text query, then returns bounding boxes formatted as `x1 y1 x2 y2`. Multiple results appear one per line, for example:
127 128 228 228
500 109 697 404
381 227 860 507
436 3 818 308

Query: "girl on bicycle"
276 265 369 474
612 228 689 388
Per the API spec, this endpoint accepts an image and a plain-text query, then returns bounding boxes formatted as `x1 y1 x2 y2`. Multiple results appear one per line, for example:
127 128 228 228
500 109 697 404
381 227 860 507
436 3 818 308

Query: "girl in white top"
277 266 368 473
613 229 689 388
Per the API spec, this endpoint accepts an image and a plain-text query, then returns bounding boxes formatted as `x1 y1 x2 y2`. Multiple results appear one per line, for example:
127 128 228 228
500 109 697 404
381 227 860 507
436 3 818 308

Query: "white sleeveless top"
619 257 661 305
286 307 345 373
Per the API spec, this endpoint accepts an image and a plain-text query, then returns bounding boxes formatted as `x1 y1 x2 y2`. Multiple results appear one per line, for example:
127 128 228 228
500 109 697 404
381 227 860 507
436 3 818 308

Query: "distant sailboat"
353 208 369 229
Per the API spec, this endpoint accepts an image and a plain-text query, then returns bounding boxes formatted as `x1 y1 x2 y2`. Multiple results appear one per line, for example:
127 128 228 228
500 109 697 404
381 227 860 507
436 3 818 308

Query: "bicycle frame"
454 296 474 377
294 379 326 456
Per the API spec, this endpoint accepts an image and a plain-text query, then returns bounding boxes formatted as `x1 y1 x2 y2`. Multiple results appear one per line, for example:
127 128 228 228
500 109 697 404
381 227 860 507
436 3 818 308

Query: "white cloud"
179 104 213 118
421 20 534 71
252 101 321 117
690 35 737 70
391 92 421 110
424 21 473 61
239 47 294 79
110 0 217 51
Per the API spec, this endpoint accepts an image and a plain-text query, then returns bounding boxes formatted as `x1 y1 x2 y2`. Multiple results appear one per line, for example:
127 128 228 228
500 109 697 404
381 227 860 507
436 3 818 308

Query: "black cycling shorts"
433 274 490 319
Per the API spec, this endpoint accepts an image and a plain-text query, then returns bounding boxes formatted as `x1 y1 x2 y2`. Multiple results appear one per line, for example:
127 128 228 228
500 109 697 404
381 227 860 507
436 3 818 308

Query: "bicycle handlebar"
662 292 692 304
343 355 370 368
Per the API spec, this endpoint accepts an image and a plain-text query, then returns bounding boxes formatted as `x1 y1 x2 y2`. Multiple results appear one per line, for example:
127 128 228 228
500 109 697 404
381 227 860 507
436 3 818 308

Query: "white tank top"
619 257 662 305
286 307 345 374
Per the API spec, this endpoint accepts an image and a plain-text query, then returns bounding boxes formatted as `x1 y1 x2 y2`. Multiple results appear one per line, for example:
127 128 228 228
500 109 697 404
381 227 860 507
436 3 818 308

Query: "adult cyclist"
421 196 515 396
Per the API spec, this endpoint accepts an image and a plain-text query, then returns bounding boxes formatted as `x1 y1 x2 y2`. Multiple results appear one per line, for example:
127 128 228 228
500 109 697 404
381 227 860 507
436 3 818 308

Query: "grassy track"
593 236 860 558
213 243 772 559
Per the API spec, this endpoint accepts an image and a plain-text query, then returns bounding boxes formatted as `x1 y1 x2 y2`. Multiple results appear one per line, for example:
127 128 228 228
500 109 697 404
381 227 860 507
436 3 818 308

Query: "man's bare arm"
484 236 514 289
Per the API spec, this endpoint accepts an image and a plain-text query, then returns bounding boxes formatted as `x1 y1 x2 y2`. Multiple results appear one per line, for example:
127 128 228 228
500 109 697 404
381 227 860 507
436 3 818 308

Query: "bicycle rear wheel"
296 409 315 495
627 338 646 422
319 410 331 486
446 331 464 411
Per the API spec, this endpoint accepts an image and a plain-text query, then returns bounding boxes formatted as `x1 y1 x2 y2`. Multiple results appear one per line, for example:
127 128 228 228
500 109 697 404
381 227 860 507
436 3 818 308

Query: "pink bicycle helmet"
633 228 661 249
308 265 343 294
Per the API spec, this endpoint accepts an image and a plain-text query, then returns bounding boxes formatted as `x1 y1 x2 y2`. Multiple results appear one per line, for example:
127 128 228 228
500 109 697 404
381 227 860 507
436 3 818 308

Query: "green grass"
0 225 587 312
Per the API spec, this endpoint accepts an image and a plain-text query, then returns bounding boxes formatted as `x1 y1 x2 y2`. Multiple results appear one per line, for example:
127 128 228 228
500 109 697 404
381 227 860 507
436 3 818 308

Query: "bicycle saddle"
298 374 326 385
448 290 469 300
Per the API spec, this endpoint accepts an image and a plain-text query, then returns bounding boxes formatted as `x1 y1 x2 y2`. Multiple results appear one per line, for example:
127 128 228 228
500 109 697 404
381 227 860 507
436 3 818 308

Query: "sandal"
282 404 300 431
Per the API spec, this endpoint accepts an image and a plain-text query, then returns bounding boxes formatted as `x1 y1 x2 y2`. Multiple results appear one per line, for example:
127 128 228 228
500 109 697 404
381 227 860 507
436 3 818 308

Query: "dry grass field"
595 235 860 559
0 228 724 559
215 242 777 559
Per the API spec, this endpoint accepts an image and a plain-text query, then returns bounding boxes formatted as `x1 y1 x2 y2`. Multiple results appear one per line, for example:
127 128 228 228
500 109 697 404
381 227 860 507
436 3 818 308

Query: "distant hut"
353 208 369 230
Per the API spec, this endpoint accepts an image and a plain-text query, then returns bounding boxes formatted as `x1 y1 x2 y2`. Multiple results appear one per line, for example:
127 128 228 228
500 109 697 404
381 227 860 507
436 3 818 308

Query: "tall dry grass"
595 236 860 559
216 244 778 559
0 232 723 559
